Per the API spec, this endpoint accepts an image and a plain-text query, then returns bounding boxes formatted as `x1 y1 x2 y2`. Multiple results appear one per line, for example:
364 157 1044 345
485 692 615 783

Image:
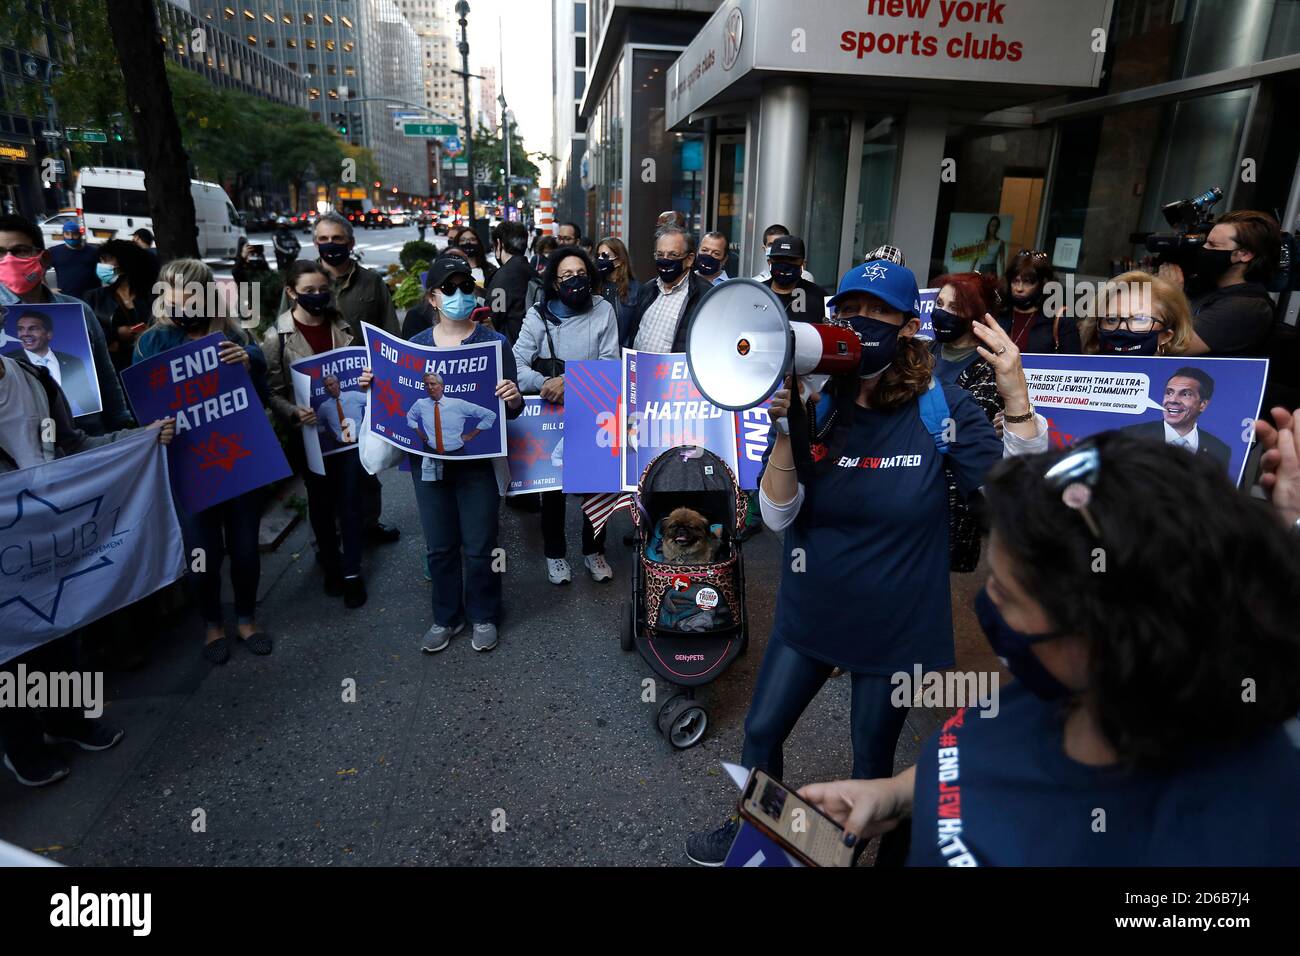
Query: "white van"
75 167 244 260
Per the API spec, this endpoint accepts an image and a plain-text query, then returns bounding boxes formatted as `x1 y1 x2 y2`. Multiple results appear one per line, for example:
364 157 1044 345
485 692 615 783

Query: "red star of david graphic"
373 377 403 418
509 433 548 467
192 432 252 472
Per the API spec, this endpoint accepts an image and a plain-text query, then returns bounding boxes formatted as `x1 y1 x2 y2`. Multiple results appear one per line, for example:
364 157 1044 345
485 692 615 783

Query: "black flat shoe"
365 523 401 544
202 637 231 665
343 576 368 608
239 632 273 655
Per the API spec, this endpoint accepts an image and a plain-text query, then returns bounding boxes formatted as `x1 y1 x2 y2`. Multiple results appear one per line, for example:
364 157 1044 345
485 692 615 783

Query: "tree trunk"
105 0 199 260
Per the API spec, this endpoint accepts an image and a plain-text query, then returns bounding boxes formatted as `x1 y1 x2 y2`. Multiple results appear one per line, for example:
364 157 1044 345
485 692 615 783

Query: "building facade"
551 0 594 237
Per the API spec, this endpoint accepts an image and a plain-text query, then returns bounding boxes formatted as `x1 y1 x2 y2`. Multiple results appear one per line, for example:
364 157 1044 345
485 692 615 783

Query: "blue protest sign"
561 359 622 493
290 345 368 476
622 350 739 492
0 302 101 417
914 287 938 339
361 323 505 460
734 401 773 490
723 821 804 868
121 333 291 513
506 397 564 495
1021 353 1268 485
0 430 185 663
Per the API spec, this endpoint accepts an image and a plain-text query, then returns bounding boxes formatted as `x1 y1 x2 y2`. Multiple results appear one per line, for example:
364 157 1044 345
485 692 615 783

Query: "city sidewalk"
0 472 992 866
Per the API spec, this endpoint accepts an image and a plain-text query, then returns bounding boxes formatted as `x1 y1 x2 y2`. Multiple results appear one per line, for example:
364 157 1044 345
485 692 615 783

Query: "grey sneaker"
471 622 499 652
546 558 572 585
584 553 614 582
421 620 464 654
685 816 740 867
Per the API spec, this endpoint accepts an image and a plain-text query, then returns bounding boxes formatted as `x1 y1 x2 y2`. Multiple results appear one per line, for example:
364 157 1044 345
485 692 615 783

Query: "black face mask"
595 257 615 276
930 307 970 343
1010 291 1042 309
843 315 903 378
556 274 591 310
974 588 1070 701
655 257 686 284
1098 327 1162 356
770 261 800 286
460 243 481 258
170 308 208 332
695 253 722 277
1191 245 1235 283
295 291 332 316
317 241 351 266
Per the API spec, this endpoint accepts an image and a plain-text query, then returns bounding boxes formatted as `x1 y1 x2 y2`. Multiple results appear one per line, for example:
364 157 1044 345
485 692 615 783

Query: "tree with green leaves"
470 123 538 201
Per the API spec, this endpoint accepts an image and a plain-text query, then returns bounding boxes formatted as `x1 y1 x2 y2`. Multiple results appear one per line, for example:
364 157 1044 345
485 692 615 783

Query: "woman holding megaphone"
686 259 1049 866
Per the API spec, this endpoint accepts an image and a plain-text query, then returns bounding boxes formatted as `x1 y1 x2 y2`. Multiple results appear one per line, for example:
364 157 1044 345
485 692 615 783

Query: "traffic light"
335 113 348 136
110 122 123 142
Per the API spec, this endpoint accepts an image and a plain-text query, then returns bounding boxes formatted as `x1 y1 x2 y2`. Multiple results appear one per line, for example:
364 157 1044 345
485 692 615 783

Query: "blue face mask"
930 307 970 343
843 314 903 378
95 263 118 284
441 289 477 321
974 587 1070 701
64 237 83 248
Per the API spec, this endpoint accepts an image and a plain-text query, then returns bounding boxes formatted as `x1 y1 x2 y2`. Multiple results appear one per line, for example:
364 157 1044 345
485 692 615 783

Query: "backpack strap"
917 375 951 455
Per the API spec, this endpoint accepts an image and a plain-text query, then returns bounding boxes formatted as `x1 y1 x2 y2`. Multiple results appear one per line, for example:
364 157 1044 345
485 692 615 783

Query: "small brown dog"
660 507 722 564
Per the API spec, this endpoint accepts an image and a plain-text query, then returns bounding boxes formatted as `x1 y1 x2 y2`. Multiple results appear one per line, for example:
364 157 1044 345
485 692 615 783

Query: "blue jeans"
176 490 263 626
410 457 502 625
305 450 364 577
741 635 909 781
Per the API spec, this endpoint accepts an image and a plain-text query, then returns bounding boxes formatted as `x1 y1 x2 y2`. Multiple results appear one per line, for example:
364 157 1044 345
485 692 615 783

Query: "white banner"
0 430 186 663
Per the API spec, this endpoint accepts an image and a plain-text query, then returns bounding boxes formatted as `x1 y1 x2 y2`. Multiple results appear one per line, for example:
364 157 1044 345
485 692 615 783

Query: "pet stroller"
620 445 749 749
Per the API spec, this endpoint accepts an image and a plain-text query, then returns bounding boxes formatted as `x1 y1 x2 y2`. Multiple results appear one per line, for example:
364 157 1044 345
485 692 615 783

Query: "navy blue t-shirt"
907 682 1300 866
771 384 1001 673
48 241 103 299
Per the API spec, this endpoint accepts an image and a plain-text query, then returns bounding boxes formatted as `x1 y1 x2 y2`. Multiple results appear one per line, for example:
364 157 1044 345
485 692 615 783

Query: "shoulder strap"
1052 313 1061 351
918 375 951 456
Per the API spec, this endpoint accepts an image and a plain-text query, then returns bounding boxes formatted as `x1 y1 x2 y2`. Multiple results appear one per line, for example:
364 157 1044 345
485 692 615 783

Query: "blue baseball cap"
827 259 921 316
62 220 83 235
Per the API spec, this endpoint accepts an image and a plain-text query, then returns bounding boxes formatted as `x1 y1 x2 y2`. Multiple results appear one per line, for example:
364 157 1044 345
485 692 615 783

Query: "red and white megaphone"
685 278 860 411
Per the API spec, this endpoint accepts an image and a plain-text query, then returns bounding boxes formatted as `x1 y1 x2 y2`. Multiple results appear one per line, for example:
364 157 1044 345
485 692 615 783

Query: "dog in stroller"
620 445 749 749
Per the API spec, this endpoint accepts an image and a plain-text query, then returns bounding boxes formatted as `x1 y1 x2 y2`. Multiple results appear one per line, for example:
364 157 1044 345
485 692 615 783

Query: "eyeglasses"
557 268 587 280
0 244 40 258
1043 445 1103 539
436 276 476 296
1098 314 1164 333
655 251 688 261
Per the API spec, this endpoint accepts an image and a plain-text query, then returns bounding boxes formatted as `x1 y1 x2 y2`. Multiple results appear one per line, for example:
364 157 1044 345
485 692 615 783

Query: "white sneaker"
584 553 614 582
547 558 572 584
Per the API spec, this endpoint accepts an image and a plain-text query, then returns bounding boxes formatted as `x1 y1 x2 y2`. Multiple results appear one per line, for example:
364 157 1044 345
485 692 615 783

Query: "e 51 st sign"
403 122 457 138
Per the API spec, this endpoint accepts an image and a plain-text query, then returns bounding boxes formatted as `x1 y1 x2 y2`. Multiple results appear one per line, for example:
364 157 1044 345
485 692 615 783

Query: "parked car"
388 209 408 226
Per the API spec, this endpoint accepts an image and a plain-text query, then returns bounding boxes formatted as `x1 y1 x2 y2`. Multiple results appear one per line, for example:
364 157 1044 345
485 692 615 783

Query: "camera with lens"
1129 186 1223 268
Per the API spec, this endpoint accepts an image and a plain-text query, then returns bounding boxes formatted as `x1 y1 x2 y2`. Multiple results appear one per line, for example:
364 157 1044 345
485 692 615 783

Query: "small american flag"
582 492 633 537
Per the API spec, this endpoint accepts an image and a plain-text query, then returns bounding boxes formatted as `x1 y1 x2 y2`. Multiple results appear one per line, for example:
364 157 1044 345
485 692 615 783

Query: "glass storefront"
587 54 623 244
803 113 852 287
851 116 901 268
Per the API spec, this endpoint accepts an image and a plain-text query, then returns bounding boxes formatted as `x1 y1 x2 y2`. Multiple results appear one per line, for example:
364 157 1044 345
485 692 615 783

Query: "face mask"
695 254 722 277
595 257 615 276
930 307 970 343
557 274 592 310
769 261 800 286
655 257 685 284
1098 327 1161 356
317 241 351 266
0 254 45 294
441 289 477 321
64 237 83 249
169 307 208 332
95 263 119 284
295 291 331 316
1010 291 1041 309
844 315 902 378
974 587 1070 701
1191 246 1235 282
460 243 481 258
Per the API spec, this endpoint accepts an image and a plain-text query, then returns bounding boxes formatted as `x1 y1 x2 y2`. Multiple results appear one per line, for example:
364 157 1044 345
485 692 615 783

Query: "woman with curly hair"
801 431 1300 865
687 260 1050 865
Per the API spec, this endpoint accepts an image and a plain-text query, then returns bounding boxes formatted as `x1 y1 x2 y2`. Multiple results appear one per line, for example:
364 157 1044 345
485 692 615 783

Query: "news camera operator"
799 430 1300 866
686 260 1051 866
1157 210 1280 357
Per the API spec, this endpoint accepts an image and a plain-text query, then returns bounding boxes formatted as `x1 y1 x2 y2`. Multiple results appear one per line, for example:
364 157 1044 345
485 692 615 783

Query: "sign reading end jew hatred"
361 323 506 460
121 333 291 513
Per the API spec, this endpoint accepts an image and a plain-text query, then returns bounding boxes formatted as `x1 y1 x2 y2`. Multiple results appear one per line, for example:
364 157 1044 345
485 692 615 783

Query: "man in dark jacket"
624 225 714 352
47 221 102 299
485 220 533 344
1119 367 1232 469
761 235 825 324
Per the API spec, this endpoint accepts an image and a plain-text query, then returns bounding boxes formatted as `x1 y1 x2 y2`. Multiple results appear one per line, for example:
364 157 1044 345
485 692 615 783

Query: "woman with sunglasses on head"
359 255 524 654
512 245 620 585
134 259 273 664
687 260 1050 865
1084 271 1194 357
595 237 641 346
263 261 369 610
998 250 1080 354
800 432 1300 865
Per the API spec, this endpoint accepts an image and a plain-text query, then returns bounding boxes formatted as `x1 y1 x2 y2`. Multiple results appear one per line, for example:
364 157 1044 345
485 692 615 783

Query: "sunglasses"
435 276 476 296
1043 445 1103 539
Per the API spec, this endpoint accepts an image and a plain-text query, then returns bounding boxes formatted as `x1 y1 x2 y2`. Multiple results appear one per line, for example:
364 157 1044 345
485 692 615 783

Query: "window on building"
246 35 256 45
282 13 292 24
575 70 585 99
343 42 354 52
286 38 296 48
575 2 587 33
326 40 335 51
324 14 334 25
344 66 356 76
576 37 586 68
327 64 337 75
242 8 253 20
341 16 354 28
306 39 317 50
304 13 314 24
266 37 276 48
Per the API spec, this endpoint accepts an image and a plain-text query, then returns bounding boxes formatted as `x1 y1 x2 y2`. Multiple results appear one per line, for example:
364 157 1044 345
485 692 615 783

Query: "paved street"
0 464 997 866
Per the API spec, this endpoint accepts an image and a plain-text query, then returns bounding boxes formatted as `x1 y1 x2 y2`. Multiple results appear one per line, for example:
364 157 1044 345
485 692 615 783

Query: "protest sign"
121 333 290 513
362 324 505 460
561 359 622 493
622 351 739 491
291 345 368 476
1020 353 1268 485
0 430 185 663
0 302 101 417
506 397 564 495
734 400 774 490
914 288 938 339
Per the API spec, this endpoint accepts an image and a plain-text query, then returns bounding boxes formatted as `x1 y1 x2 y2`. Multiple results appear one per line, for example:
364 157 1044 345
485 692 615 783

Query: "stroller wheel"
657 694 708 749
620 599 635 652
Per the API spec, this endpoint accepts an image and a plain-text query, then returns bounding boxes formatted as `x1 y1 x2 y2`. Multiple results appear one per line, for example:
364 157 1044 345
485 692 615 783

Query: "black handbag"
534 304 566 379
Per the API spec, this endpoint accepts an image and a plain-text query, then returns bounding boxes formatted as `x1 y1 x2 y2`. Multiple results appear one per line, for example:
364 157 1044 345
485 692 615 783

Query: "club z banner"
121 333 291 513
0 430 185 663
